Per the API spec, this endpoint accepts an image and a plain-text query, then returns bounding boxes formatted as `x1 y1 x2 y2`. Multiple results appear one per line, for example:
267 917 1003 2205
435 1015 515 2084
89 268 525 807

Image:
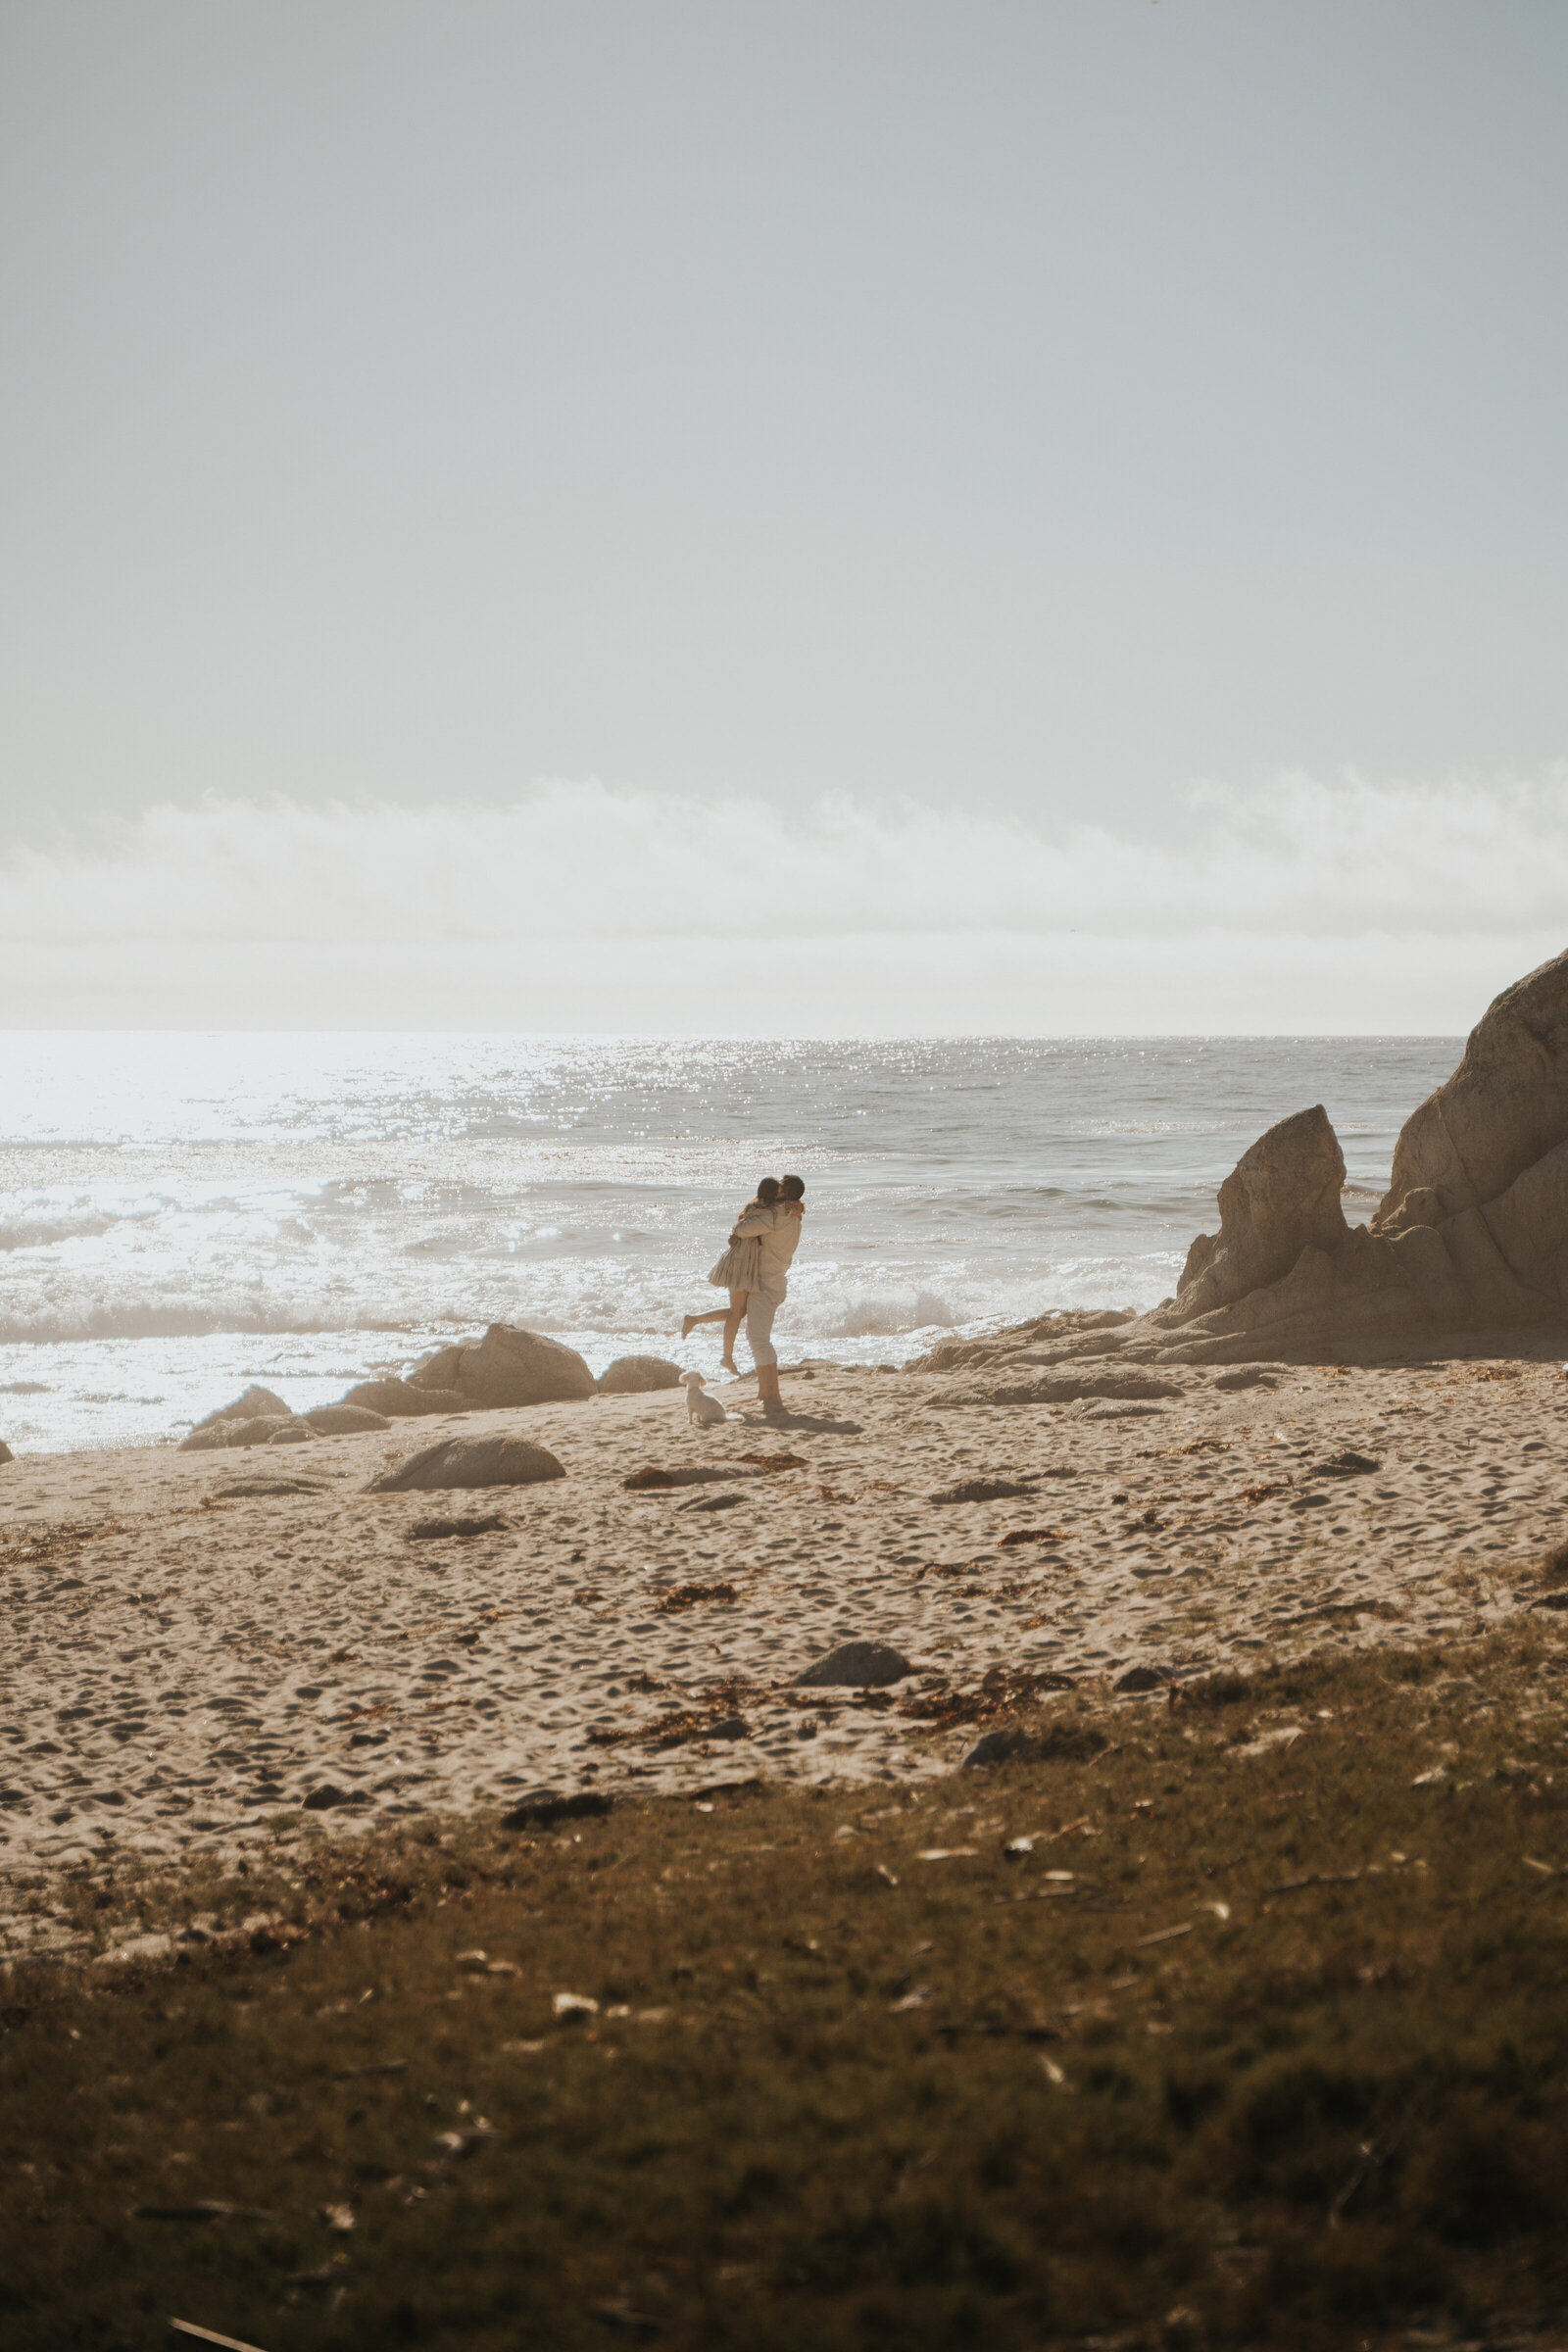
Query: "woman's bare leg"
681 1308 731 1338
720 1290 748 1372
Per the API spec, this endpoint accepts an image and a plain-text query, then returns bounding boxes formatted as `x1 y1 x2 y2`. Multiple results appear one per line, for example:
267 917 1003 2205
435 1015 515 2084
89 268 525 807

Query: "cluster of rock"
932 946 1568 1374
177 1326 683 1451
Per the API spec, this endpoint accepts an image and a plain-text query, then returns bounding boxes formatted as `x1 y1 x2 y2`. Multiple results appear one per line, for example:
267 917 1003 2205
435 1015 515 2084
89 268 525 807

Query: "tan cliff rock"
924 947 1568 1373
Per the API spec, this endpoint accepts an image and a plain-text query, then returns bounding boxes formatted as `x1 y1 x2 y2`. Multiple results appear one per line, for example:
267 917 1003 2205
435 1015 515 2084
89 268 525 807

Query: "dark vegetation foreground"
5 1624 1568 2352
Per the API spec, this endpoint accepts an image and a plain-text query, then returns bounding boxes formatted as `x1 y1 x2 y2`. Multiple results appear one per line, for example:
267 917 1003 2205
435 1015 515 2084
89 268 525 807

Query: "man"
730 1172 805 1409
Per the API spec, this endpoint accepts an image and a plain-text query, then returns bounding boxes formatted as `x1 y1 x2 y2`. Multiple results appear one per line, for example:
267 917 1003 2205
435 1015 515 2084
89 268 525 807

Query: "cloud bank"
2 772 1562 1032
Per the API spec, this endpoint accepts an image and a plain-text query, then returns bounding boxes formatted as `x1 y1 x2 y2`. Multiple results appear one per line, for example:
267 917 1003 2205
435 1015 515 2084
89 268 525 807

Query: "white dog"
680 1370 729 1428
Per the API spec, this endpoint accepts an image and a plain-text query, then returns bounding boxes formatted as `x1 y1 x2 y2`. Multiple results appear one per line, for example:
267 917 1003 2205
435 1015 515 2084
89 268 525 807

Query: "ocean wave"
0 1207 123 1251
0 1306 357 1345
828 1290 960 1338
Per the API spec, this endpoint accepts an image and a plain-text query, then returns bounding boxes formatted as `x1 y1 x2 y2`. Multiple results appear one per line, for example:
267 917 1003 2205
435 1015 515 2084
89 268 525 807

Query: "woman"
681 1176 779 1373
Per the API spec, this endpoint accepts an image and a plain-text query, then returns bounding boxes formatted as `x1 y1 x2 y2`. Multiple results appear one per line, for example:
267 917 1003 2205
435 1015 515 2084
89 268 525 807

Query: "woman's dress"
708 1225 765 1292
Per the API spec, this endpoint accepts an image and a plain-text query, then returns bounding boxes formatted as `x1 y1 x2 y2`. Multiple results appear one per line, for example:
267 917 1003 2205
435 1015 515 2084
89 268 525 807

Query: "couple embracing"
682 1173 805 1408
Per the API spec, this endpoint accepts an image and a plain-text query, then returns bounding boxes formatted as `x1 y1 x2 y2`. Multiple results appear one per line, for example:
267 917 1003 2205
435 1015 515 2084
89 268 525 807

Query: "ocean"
0 1032 1459 1455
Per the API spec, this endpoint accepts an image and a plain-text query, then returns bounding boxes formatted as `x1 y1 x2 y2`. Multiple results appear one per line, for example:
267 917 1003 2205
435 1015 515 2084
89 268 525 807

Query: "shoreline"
5 1346 1564 1958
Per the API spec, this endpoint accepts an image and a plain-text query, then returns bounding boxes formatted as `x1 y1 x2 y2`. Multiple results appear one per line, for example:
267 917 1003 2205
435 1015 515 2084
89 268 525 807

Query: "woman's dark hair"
757 1176 781 1203
779 1173 805 1200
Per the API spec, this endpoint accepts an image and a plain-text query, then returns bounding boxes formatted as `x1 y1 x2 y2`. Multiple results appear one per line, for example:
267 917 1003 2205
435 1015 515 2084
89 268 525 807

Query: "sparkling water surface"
0 1032 1459 1454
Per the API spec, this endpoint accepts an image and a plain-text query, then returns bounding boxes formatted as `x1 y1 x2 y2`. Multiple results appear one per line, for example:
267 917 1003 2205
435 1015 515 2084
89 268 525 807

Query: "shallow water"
0 1032 1458 1452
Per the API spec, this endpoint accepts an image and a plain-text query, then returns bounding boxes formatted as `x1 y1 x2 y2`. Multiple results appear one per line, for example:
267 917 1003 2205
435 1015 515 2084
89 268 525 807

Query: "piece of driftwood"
169 2321 272 2352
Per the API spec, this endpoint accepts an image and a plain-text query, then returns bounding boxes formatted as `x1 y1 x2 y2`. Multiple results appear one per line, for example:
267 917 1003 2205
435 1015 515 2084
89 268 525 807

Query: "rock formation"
924 947 1568 1374
1175 1104 1349 1317
407 1325 596 1410
597 1355 683 1395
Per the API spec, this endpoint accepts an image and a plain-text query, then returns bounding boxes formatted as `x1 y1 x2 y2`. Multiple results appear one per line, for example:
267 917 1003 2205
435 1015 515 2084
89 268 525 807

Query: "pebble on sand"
797 1640 914 1689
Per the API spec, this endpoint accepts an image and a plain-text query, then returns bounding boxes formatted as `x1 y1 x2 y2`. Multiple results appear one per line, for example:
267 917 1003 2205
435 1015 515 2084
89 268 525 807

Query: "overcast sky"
1 1 1564 1027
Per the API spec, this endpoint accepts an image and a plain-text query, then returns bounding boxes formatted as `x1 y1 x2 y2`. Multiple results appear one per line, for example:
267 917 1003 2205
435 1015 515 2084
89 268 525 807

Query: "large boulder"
1175 1105 1349 1317
305 1402 393 1435
597 1354 683 1395
369 1435 566 1494
1381 951 1568 1225
939 950 1568 1372
407 1325 596 1410
340 1378 466 1418
191 1384 291 1430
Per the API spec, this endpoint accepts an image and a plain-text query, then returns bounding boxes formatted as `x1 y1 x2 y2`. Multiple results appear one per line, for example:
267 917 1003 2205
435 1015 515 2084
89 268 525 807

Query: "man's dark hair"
757 1176 781 1203
779 1173 805 1200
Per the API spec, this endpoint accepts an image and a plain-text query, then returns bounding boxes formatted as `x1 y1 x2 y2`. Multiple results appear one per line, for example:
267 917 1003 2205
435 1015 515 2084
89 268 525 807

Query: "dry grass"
4 1623 1568 2351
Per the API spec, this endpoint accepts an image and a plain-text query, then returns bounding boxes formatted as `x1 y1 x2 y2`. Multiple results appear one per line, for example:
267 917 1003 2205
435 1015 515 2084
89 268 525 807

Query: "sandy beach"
4 1345 1562 1961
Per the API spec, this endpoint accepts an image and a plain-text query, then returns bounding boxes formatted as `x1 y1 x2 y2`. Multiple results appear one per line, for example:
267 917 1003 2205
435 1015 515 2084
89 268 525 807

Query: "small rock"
963 1727 1039 1767
501 1789 614 1831
1311 1449 1381 1477
215 1476 325 1498
623 1464 756 1490
965 1720 1108 1767
93 1930 177 1966
304 1402 392 1434
796 1640 913 1689
598 1355 684 1394
1114 1664 1173 1695
928 1477 1036 1504
301 1785 367 1811
1213 1366 1282 1391
408 1512 510 1541
267 1418 318 1445
369 1436 566 1494
705 1715 751 1741
554 1990 600 2020
0 1441 13 1466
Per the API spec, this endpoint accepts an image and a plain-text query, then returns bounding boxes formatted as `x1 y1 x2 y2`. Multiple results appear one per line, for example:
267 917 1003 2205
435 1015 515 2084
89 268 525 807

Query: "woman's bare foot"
681 1315 699 1339
719 1356 738 1374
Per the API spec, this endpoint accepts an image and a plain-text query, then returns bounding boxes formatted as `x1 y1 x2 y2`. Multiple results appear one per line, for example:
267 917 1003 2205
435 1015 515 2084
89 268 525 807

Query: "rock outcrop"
408 1325 596 1410
597 1355 683 1395
943 948 1568 1373
1175 1105 1349 1316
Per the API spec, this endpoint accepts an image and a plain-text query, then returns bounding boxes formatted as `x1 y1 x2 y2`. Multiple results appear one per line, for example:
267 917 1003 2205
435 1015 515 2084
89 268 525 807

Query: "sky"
1 0 1564 1031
